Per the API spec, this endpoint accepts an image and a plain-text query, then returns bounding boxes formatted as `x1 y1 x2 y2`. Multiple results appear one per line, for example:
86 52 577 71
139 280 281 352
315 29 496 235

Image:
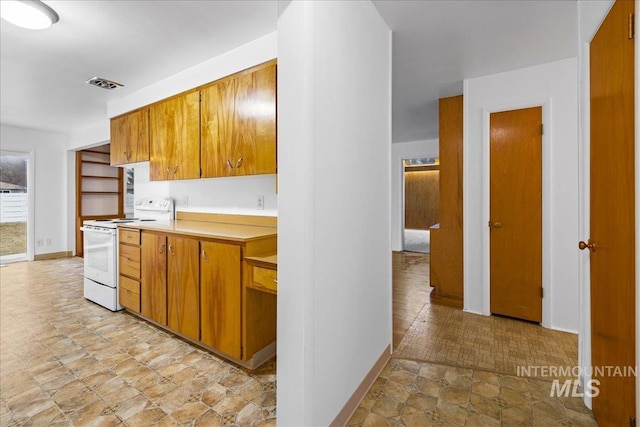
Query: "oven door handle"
80 227 116 235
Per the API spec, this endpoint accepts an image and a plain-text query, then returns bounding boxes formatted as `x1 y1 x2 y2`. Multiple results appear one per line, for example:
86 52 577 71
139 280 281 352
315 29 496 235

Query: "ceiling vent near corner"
86 77 124 90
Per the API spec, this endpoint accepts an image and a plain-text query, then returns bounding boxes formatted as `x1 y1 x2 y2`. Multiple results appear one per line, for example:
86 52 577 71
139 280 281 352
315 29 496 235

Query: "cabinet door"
200 241 241 358
141 233 167 324
167 236 200 341
149 91 200 181
201 62 276 178
110 109 149 166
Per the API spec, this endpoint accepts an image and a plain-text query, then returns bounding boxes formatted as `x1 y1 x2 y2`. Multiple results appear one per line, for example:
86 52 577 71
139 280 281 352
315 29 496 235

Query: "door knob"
488 221 502 228
578 240 596 252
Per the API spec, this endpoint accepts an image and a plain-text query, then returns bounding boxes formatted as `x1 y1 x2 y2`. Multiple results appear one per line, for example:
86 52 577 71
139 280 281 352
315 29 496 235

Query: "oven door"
81 226 117 288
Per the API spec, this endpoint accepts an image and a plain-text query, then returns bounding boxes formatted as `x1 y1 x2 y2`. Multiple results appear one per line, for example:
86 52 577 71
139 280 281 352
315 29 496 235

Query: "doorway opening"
0 151 31 264
403 157 439 254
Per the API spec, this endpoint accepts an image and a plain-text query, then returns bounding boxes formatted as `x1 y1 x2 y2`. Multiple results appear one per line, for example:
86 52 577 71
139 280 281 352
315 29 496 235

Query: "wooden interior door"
200 241 242 358
588 1 636 425
167 236 200 341
489 107 542 323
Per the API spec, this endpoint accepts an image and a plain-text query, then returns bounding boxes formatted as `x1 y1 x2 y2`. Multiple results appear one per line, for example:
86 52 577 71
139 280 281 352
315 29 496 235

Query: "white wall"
0 124 69 256
463 57 580 333
277 1 392 425
391 139 439 251
131 162 277 215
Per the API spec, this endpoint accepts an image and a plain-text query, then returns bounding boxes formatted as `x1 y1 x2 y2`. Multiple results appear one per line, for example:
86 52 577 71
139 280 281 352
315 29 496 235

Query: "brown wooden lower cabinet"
141 233 167 325
118 228 142 313
131 228 276 368
167 236 200 341
200 241 242 359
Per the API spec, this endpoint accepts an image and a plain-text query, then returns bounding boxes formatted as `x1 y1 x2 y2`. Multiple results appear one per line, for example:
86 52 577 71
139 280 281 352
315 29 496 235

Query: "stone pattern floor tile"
348 358 598 427
0 258 276 426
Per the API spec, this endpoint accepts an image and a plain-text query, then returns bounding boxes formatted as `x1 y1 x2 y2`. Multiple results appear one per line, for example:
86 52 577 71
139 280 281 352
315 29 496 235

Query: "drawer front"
119 244 140 262
119 256 141 279
119 282 140 313
119 229 140 245
253 266 277 293
120 275 140 294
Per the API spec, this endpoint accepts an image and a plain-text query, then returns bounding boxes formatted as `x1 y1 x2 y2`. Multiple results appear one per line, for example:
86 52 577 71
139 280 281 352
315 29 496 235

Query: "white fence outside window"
0 193 27 223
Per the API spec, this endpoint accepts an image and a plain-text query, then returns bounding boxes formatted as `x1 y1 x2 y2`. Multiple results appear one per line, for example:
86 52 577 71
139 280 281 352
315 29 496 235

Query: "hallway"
349 252 596 426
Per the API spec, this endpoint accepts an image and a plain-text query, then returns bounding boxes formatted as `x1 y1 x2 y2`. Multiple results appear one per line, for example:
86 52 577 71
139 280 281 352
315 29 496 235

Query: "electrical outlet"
46 238 52 246
36 239 43 247
257 195 264 210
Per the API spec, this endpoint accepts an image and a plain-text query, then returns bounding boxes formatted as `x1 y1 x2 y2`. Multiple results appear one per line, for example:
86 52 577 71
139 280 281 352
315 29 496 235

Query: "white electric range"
81 197 174 311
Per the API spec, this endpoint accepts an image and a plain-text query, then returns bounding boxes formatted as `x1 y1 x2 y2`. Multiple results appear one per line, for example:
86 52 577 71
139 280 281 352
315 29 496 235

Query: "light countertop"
119 220 277 243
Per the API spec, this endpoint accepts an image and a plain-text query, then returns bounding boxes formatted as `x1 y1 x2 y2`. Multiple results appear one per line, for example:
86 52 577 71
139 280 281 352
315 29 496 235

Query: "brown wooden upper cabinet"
110 108 150 166
201 61 277 178
149 91 201 181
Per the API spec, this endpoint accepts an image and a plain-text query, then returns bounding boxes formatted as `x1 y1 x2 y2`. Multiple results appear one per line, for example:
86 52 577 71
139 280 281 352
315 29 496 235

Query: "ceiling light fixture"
0 0 59 30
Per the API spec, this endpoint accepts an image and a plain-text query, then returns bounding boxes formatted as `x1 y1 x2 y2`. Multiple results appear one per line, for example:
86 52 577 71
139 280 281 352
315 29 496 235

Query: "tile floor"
1 255 595 426
395 303 579 377
347 358 598 427
0 258 275 427
392 252 432 349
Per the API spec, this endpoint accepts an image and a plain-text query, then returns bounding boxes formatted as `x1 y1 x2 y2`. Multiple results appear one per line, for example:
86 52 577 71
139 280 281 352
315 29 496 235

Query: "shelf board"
83 149 110 155
404 164 440 172
82 160 112 165
81 175 120 180
81 191 121 195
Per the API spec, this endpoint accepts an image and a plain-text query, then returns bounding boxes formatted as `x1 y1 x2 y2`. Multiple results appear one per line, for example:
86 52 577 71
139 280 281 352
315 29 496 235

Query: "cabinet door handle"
173 165 178 174
168 244 174 256
201 250 208 262
226 159 233 169
236 157 243 168
159 244 165 254
123 151 129 161
166 167 171 174
128 151 133 160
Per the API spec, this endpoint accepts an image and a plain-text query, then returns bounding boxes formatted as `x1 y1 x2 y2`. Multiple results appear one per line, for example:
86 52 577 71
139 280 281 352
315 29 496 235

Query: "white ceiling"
373 0 577 142
0 1 278 134
0 1 577 143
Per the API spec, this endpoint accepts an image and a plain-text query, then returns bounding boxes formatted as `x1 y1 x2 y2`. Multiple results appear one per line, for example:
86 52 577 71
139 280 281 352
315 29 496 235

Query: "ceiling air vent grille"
86 77 124 90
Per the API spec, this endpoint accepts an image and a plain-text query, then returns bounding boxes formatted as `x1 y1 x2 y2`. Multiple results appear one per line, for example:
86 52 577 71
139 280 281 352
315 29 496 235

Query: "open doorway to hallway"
402 157 439 254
